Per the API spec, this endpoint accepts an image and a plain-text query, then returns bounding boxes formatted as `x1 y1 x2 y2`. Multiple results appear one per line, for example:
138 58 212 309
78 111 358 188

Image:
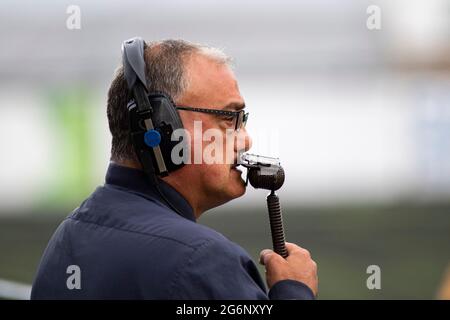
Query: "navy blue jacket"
31 163 314 300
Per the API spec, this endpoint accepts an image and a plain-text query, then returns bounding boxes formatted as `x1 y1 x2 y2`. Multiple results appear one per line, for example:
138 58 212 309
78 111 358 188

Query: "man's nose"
235 128 252 152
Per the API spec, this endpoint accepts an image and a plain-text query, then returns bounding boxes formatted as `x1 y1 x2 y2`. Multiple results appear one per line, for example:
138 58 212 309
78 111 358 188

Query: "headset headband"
121 37 169 175
122 37 148 91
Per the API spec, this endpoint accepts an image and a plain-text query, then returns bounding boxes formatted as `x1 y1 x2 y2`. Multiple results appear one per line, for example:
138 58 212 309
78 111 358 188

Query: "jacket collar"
105 162 196 222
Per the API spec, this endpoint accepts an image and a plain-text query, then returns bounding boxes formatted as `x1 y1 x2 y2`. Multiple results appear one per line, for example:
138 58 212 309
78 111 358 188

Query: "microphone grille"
248 166 285 191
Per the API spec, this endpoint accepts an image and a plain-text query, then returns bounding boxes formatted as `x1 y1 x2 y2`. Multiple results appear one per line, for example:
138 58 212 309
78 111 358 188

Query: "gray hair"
144 39 231 100
107 39 231 162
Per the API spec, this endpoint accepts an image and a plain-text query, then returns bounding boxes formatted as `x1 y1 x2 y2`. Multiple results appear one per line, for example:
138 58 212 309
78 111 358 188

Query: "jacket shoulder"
67 185 246 259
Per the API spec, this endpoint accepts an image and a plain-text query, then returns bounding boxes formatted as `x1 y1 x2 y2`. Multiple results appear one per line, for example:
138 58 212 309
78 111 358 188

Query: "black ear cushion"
145 91 186 173
151 90 174 103
147 92 183 131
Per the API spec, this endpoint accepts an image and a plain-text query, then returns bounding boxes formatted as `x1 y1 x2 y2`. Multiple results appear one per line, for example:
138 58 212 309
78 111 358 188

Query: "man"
31 39 318 299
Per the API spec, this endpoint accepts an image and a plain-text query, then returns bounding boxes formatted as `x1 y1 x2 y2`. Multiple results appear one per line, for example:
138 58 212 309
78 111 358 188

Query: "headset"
122 37 289 256
121 37 186 178
121 37 186 214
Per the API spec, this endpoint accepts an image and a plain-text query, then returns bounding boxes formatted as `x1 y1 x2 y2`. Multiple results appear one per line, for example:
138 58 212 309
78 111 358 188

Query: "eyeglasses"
176 106 249 131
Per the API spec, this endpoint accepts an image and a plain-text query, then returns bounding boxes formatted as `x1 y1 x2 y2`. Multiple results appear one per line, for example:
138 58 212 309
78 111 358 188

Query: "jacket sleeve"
169 238 315 300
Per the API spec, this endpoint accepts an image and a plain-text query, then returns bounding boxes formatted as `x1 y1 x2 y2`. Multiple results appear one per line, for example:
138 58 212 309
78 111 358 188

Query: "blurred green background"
1 203 449 299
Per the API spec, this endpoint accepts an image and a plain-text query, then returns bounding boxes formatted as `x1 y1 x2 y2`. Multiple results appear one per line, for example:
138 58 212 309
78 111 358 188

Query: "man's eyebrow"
222 102 246 111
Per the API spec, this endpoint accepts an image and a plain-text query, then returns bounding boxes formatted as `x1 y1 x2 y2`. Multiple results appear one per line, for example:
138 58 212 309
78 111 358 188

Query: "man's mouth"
231 154 243 169
230 161 242 170
231 165 244 179
230 161 242 172
230 156 245 175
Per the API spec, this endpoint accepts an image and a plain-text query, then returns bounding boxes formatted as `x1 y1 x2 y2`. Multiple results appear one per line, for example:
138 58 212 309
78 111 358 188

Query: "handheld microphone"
239 153 288 258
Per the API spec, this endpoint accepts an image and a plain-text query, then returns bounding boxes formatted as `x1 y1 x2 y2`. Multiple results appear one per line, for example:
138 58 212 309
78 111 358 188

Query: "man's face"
175 54 252 209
